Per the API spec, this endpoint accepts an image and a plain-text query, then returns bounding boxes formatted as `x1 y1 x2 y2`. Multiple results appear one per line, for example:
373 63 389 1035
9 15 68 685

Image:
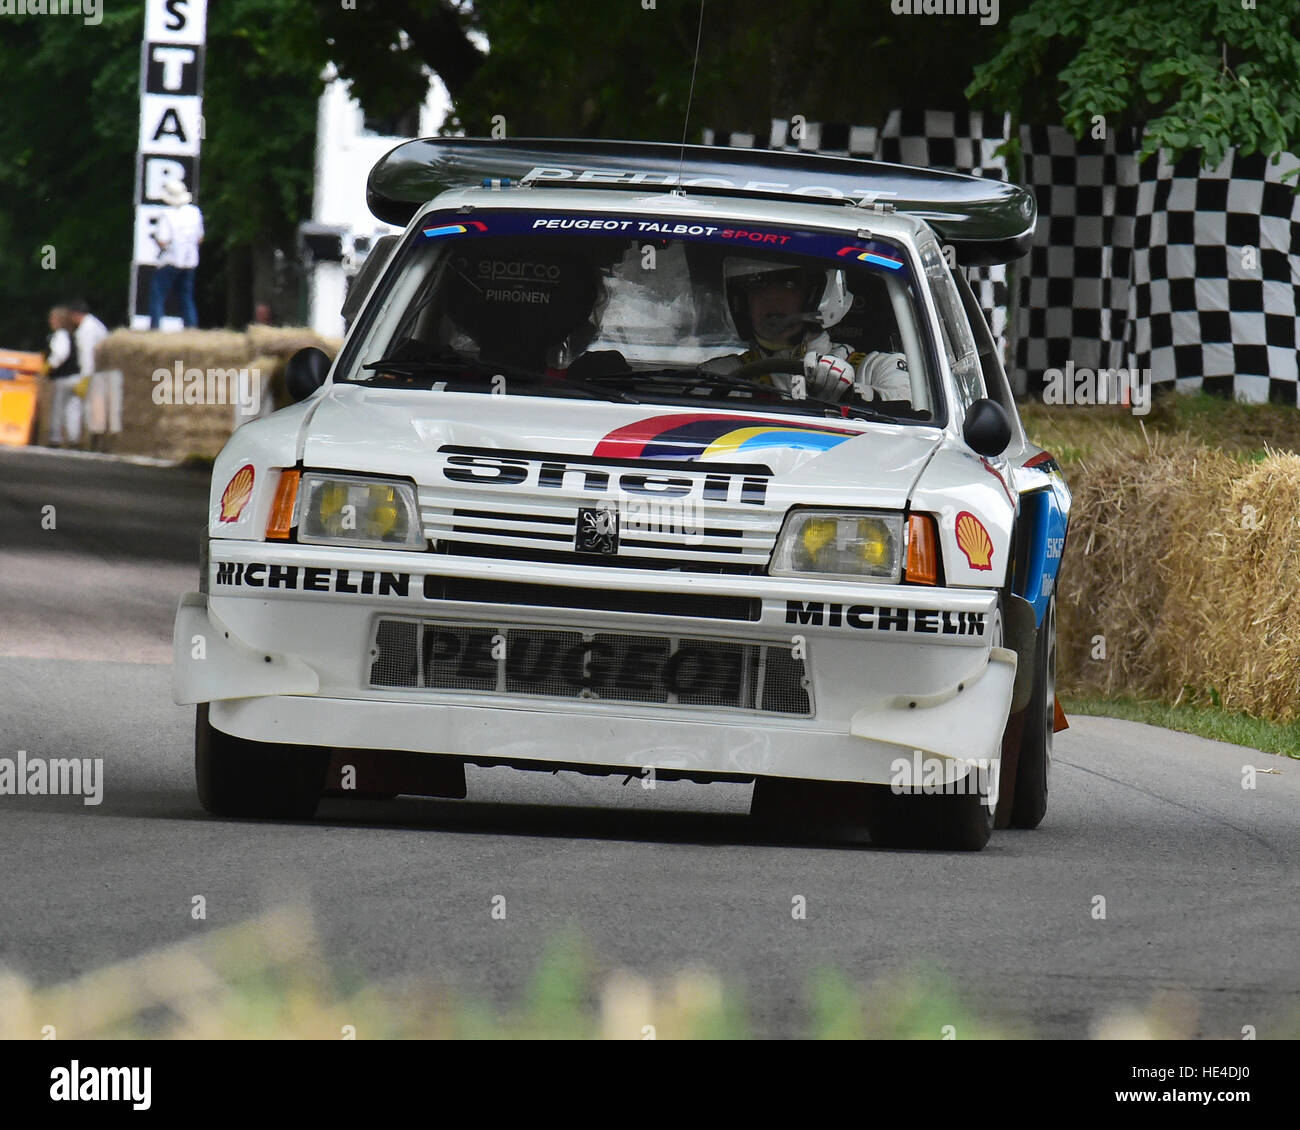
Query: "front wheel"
1009 594 1055 829
865 599 1005 851
864 778 993 851
195 704 330 819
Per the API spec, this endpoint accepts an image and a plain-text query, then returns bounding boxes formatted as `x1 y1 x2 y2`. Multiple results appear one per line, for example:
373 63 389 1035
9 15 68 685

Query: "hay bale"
92 327 341 459
1056 429 1300 721
245 325 341 361
97 330 249 460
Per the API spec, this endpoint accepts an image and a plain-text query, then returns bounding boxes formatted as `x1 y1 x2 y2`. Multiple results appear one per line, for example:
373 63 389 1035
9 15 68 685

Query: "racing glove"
801 350 912 403
800 350 856 401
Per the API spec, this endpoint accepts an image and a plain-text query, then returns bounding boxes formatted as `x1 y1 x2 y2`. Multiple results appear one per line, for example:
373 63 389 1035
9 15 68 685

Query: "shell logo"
955 510 993 570
219 464 255 523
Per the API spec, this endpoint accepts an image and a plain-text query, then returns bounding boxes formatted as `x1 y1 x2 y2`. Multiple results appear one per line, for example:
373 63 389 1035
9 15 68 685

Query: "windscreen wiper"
588 366 893 422
358 356 641 403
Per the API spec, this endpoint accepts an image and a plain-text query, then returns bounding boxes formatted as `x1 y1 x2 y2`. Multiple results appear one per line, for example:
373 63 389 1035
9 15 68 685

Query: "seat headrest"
444 242 599 366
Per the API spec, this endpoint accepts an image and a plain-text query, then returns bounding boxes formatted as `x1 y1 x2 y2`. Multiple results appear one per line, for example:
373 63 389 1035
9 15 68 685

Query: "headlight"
297 473 425 549
770 509 903 582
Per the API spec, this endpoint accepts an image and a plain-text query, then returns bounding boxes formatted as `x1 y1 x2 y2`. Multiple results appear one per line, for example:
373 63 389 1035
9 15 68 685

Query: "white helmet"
722 258 854 342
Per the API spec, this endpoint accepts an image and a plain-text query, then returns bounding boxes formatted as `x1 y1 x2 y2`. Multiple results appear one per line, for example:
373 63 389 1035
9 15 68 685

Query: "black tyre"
864 780 993 851
1009 594 1055 829
750 776 872 840
195 704 330 819
864 599 1006 852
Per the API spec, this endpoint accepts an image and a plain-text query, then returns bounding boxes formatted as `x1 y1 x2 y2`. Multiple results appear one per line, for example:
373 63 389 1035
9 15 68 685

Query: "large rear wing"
367 138 1036 266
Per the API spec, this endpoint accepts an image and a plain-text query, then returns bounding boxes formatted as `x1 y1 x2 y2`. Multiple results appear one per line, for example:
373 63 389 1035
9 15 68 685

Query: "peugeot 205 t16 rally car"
172 139 1070 850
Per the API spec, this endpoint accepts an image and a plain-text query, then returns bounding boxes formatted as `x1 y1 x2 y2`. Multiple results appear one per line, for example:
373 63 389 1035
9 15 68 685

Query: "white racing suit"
702 330 912 404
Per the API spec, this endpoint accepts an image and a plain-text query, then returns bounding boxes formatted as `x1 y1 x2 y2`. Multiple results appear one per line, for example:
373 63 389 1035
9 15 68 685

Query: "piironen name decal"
785 600 985 635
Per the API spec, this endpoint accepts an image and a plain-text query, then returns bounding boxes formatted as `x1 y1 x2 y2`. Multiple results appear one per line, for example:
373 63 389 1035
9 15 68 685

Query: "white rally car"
173 139 1071 850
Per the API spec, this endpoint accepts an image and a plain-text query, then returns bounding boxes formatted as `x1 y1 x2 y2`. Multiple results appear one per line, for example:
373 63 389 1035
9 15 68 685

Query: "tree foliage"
0 7 141 348
967 0 1300 171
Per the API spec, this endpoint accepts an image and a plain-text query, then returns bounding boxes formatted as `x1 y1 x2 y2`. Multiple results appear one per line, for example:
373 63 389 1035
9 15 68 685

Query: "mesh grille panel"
759 643 813 715
370 619 419 688
503 628 588 697
422 624 500 691
370 619 811 715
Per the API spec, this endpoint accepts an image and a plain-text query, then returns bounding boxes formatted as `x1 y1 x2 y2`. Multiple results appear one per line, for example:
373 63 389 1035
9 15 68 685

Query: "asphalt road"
1 446 1297 1039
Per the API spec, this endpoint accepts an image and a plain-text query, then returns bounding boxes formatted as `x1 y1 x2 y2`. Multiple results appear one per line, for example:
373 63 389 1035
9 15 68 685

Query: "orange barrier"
0 349 44 446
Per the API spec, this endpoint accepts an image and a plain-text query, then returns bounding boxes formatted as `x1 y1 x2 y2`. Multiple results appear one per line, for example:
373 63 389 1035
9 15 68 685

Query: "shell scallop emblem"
219 464 255 523
955 510 993 570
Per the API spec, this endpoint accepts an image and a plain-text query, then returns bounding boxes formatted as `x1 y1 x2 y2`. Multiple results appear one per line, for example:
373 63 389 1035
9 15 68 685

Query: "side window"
919 239 984 413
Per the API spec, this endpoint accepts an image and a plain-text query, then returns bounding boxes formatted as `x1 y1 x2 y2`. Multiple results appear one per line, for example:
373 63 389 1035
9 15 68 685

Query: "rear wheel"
1009 594 1055 829
195 704 330 819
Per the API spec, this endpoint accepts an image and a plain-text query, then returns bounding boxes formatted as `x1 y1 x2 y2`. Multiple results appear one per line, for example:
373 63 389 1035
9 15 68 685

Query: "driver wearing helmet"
703 258 912 404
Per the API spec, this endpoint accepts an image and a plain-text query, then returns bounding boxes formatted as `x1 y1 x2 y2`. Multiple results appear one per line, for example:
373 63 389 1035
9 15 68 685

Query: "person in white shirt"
149 180 205 329
45 306 79 445
56 300 110 447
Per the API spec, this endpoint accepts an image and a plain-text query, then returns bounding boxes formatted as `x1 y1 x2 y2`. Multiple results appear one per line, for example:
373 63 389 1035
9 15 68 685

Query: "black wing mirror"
285 347 331 403
962 398 1011 457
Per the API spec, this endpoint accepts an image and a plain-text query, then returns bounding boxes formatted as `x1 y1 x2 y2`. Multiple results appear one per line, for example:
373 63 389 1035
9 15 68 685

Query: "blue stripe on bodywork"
1017 489 1069 626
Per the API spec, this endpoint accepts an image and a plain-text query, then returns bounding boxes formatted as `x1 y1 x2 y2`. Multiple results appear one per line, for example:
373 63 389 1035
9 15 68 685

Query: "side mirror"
962 398 1011 457
285 347 331 402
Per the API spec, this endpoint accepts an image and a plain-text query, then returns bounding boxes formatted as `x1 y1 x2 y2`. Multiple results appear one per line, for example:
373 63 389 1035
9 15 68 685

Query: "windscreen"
340 208 944 424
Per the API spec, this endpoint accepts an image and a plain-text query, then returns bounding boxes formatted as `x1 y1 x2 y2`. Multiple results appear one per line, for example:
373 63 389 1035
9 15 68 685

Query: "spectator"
253 302 275 326
45 306 79 446
150 180 204 329
60 299 109 448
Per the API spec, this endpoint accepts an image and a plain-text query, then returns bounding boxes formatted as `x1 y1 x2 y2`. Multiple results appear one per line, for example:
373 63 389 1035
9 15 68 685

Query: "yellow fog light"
856 518 891 567
298 473 425 550
772 509 904 582
367 484 400 538
801 517 837 561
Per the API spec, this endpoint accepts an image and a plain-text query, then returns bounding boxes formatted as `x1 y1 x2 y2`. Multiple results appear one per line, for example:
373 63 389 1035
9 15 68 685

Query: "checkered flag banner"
705 111 1015 363
709 115 1300 406
1016 124 1300 404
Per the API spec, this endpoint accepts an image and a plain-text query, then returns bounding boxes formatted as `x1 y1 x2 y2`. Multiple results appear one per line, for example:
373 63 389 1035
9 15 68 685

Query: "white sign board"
129 0 208 329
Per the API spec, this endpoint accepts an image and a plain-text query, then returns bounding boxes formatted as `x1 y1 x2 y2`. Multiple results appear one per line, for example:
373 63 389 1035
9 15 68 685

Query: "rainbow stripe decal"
837 245 904 270
422 219 489 238
594 413 861 462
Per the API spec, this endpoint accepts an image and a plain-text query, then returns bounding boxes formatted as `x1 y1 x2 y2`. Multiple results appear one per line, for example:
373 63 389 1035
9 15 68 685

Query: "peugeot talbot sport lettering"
441 452 770 506
785 600 985 636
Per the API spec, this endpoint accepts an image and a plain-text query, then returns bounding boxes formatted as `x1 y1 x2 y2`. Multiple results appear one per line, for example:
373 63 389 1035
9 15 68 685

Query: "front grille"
419 478 783 572
434 540 764 575
369 619 812 715
424 576 760 621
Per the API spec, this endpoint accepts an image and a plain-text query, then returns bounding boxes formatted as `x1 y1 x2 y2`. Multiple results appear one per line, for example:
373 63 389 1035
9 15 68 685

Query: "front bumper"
173 542 1016 785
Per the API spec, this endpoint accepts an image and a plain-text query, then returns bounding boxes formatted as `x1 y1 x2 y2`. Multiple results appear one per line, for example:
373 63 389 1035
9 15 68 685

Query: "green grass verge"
1020 391 1300 465
1062 694 1300 760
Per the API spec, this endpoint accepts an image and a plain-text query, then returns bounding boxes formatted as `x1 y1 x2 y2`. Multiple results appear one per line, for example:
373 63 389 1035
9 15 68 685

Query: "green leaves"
967 0 1300 175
